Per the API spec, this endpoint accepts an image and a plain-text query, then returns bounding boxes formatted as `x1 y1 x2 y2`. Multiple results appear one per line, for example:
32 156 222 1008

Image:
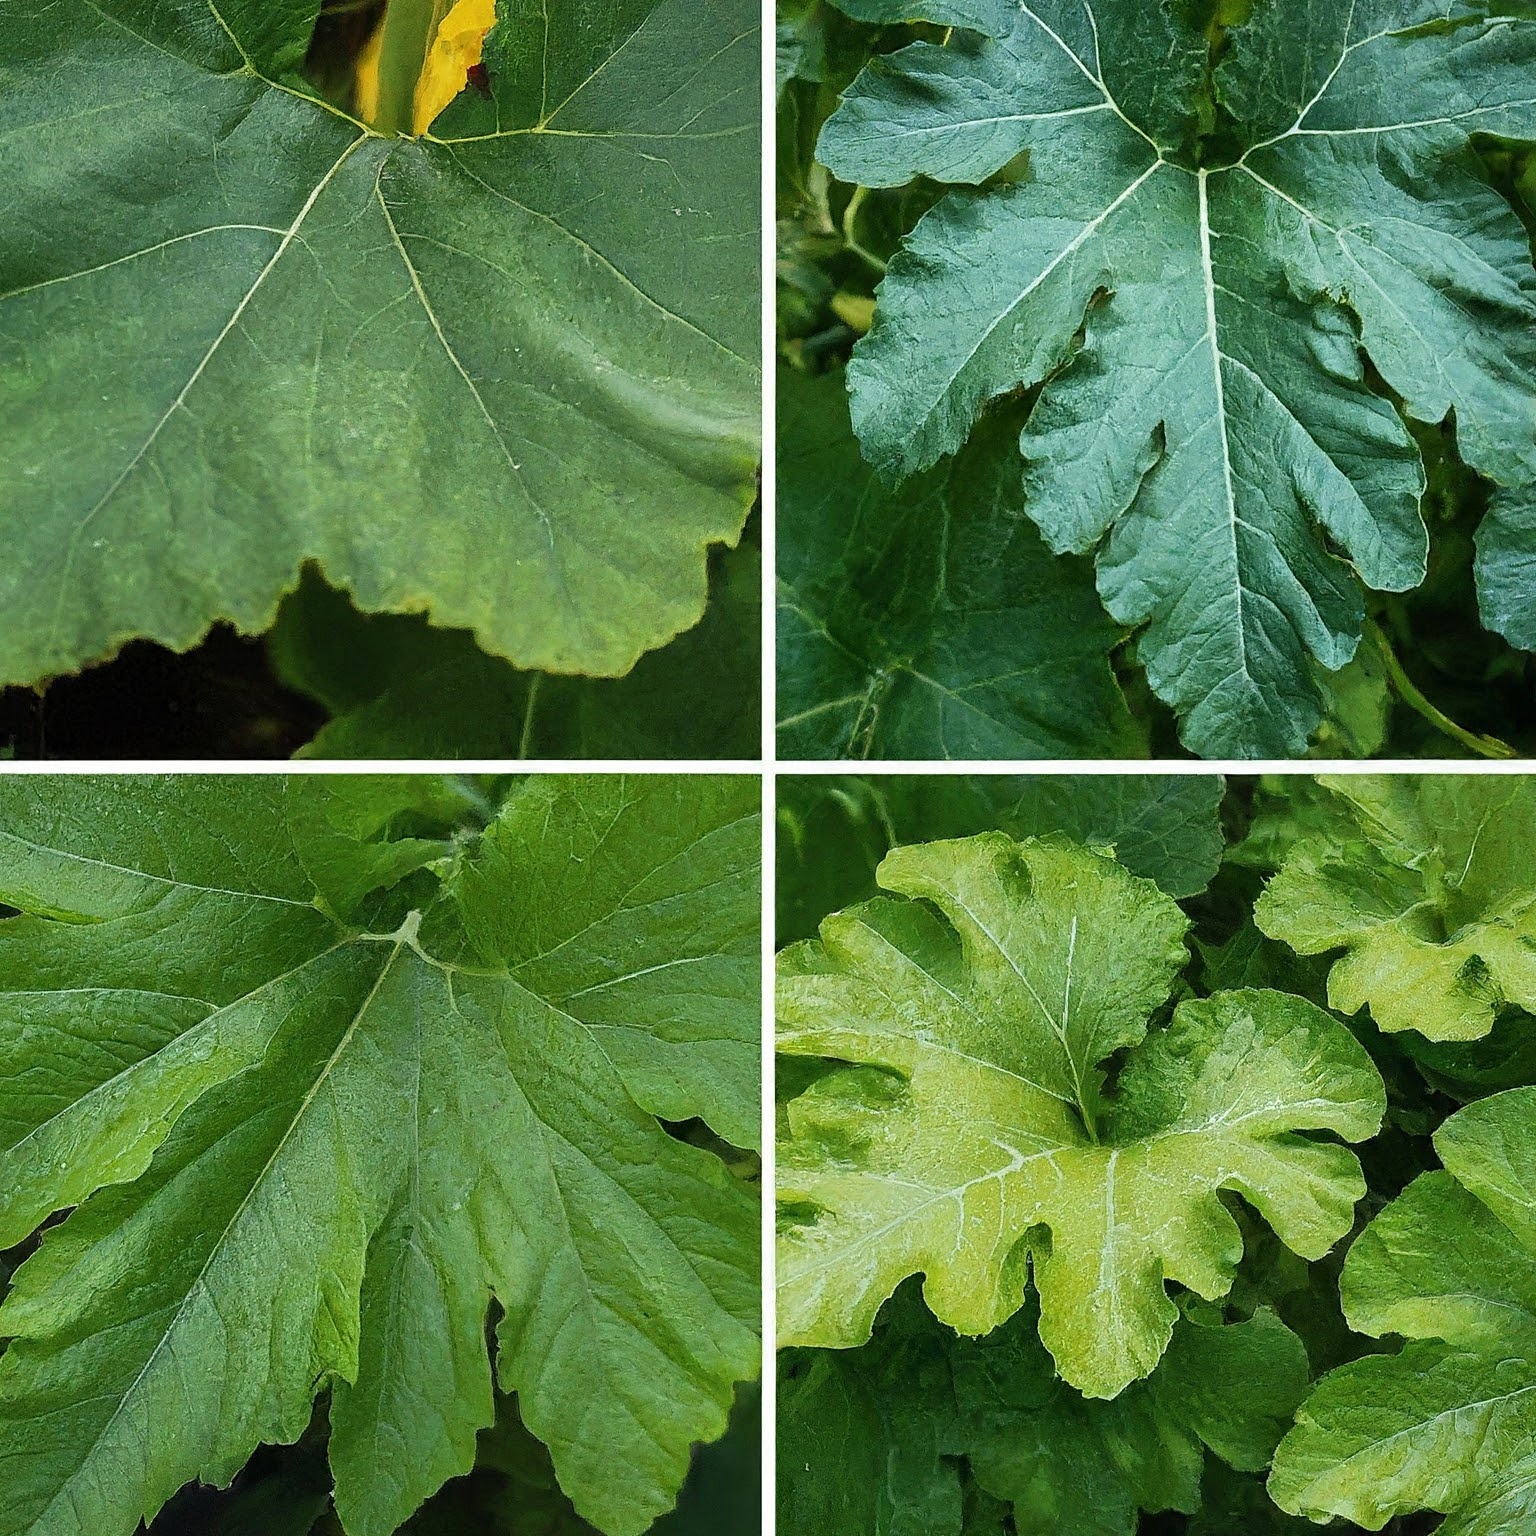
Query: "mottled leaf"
777 833 1383 1397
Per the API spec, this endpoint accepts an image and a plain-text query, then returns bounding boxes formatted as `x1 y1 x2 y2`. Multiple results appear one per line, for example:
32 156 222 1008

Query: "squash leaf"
818 0 1536 756
1255 774 1536 1041
1271 1086 1536 1533
0 773 760 1536
777 832 1384 1398
779 1282 1310 1536
776 367 1141 759
0 0 758 688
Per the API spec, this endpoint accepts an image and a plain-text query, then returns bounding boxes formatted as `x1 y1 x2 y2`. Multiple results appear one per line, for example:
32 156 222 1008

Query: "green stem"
841 186 887 274
369 0 449 134
1368 620 1516 759
518 673 542 759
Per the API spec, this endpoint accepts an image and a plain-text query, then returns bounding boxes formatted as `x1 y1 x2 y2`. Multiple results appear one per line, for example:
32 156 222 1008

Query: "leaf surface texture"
776 832 1384 1397
0 774 760 1536
818 0 1536 754
0 0 759 685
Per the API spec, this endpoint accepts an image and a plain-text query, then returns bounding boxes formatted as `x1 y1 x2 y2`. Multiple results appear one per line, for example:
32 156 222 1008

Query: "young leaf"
818 2 1536 756
0 0 758 688
777 833 1384 1398
776 367 1141 759
1255 774 1536 1041
1270 1086 1536 1533
0 774 760 1536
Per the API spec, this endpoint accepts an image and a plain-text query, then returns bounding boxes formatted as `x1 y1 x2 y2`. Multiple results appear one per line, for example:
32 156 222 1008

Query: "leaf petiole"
1367 619 1516 759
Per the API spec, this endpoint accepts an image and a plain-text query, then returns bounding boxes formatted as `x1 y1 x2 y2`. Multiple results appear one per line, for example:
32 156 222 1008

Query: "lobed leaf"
776 369 1140 759
776 832 1384 1397
1271 1086 1536 1533
0 775 760 1536
818 0 1536 755
1255 774 1536 1041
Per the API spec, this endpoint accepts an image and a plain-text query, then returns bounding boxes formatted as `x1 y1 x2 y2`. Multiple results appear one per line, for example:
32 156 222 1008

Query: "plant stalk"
368 0 450 134
1367 620 1516 759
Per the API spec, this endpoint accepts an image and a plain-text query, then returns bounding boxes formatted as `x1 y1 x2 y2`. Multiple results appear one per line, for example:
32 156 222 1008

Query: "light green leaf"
435 772 762 1150
819 2 1536 755
0 0 758 688
1271 1086 1536 1534
777 833 1383 1397
0 774 760 1536
1255 774 1536 1041
776 367 1141 760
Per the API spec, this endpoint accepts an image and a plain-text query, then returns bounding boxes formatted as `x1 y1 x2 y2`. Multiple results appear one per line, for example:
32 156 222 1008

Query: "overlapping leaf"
953 1301 1309 1536
1271 1086 1536 1533
776 367 1139 759
1256 774 1536 1041
777 832 1384 1397
0 774 760 1536
818 0 1536 755
775 772 1226 945
269 542 761 760
0 0 758 688
780 1282 1309 1536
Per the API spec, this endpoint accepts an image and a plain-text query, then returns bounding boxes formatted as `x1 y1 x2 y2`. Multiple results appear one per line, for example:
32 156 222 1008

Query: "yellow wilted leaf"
413 0 497 134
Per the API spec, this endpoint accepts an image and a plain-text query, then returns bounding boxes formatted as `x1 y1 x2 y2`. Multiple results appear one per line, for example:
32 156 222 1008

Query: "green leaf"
954 1302 1310 1536
826 0 1016 33
779 1288 965 1536
775 771 1227 944
1478 487 1536 651
819 3 1536 755
0 0 758 688
269 540 761 760
780 1281 1309 1536
1270 1086 1536 1534
777 832 1384 1397
776 368 1140 759
1255 774 1536 1041
0 774 760 1536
